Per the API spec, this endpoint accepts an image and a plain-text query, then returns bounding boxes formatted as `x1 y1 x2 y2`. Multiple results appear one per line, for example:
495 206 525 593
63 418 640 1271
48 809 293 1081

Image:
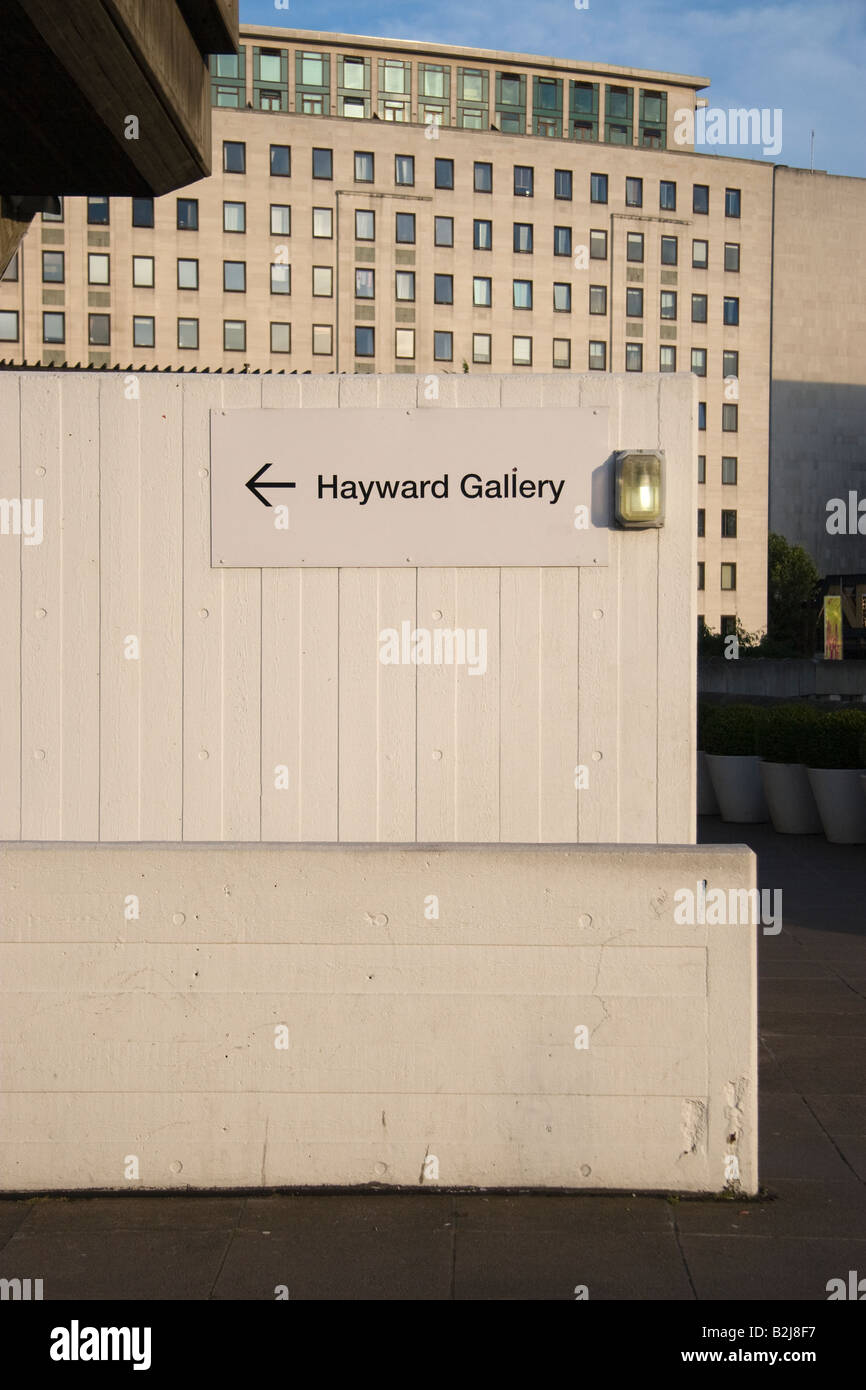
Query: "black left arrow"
246 462 297 508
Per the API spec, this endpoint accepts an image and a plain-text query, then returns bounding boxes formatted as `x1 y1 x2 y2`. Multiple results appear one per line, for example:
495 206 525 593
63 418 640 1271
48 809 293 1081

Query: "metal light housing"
614 450 665 529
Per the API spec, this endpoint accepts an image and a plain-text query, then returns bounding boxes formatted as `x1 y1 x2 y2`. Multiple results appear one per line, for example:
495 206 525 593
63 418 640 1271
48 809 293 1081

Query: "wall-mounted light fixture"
614 450 665 529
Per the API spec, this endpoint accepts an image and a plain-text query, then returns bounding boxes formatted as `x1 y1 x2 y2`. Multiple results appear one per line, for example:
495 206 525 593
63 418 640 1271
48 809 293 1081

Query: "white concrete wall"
0 369 696 846
0 843 757 1193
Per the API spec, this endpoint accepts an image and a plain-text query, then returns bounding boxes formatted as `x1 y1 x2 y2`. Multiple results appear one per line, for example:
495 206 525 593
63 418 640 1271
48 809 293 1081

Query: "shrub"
702 704 766 757
757 705 820 764
801 709 866 770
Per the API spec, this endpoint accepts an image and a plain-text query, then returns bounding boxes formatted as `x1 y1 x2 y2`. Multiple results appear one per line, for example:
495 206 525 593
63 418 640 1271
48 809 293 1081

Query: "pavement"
1 818 864 1301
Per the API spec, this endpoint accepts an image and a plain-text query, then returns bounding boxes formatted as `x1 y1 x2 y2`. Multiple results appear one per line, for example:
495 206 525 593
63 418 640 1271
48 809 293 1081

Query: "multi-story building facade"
8 23 856 636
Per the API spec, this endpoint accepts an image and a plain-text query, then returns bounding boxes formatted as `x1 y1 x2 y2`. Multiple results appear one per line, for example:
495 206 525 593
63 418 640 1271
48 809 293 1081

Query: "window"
342 56 366 89
725 242 740 272
0 311 20 341
421 67 446 99
177 198 198 230
513 223 533 253
395 328 415 360
1 253 18 282
177 259 198 290
87 196 110 225
354 268 374 299
271 204 291 237
224 320 246 351
555 169 573 200
692 294 708 323
721 563 737 591
312 148 333 180
514 165 534 197
313 266 334 297
395 271 415 301
692 239 708 269
271 319 291 353
722 456 738 485
223 141 246 174
625 342 643 371
313 208 333 238
474 219 492 250
721 510 738 539
434 331 453 361
589 284 607 315
434 274 454 304
625 176 643 207
42 251 65 283
725 188 741 218
660 236 677 266
626 232 644 263
553 339 571 368
177 317 199 349
553 226 572 257
270 145 290 178
589 340 607 371
553 283 572 312
435 158 454 189
312 325 333 355
721 615 737 638
723 297 740 326
133 316 154 349
626 288 643 318
698 402 707 431
355 151 374 182
660 345 676 372
355 209 375 241
513 279 533 310
355 326 375 358
434 216 454 247
691 348 707 376
271 264 291 295
259 50 283 83
660 290 677 320
88 313 110 346
395 155 415 186
590 229 607 259
475 161 493 193
473 333 491 364
659 180 676 210
698 562 705 591
723 350 739 379
513 336 532 366
396 212 416 244
722 403 739 432
697 509 705 538
697 455 706 484
132 198 154 228
474 276 492 307
42 199 63 223
224 201 246 232
590 172 608 203
43 312 65 343
132 256 154 288
301 52 325 86
693 184 709 214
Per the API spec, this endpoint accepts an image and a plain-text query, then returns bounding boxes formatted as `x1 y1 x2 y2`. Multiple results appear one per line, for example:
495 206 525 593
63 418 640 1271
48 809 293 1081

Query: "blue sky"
239 0 866 176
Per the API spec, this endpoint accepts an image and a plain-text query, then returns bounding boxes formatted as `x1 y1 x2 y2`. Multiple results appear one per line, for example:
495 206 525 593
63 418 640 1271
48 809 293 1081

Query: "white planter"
760 761 822 835
697 750 720 815
807 768 866 844
705 754 769 824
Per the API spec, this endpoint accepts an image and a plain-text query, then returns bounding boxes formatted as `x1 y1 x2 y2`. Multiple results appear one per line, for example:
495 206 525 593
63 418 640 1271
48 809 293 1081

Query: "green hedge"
800 709 866 770
756 705 820 764
701 704 766 757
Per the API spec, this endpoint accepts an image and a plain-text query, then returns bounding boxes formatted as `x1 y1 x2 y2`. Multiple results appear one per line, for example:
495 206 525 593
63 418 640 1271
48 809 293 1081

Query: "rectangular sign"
824 595 843 660
210 407 610 567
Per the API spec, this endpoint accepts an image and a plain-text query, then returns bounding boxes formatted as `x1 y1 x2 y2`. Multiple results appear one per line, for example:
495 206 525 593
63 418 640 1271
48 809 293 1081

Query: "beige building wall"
0 370 695 846
0 841 758 1193
771 168 866 577
0 25 768 632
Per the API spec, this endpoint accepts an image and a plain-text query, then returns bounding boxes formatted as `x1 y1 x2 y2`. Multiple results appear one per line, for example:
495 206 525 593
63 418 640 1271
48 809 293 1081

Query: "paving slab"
211 1227 454 1300
453 1230 694 1300
0 1230 232 1300
679 1234 866 1302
